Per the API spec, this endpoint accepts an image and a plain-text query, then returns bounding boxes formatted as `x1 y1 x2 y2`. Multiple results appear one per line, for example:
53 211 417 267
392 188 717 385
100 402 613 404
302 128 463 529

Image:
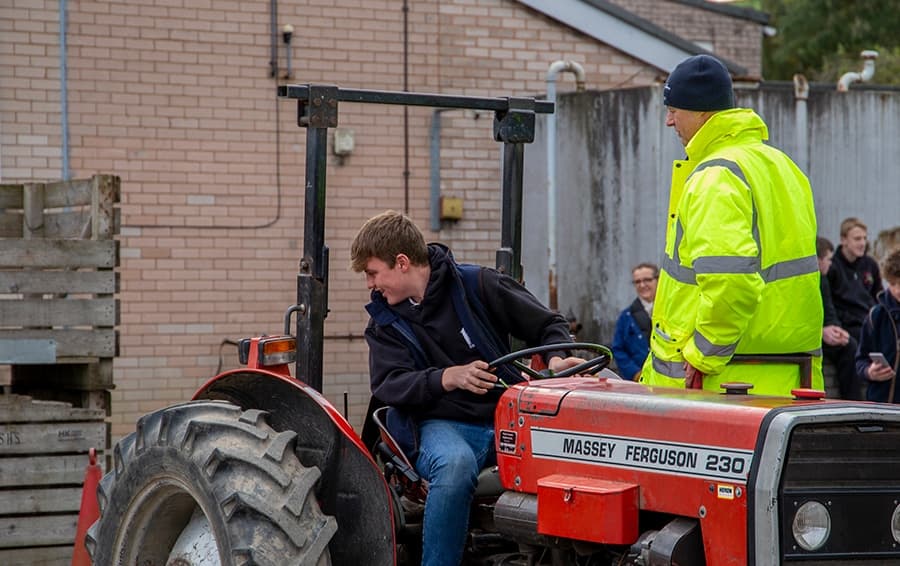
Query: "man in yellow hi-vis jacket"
641 54 823 395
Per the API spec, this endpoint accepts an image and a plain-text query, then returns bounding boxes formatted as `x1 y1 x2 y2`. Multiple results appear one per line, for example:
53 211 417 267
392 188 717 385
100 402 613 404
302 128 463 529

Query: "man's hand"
822 325 850 347
548 355 588 376
442 360 498 394
867 360 896 382
684 362 704 389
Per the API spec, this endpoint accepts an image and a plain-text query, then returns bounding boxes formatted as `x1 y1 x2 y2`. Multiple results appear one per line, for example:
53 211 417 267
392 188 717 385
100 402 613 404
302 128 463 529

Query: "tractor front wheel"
86 401 337 565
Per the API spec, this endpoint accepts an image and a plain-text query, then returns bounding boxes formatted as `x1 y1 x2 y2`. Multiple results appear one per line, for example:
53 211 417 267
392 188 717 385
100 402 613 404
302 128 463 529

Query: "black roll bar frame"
277 84 553 392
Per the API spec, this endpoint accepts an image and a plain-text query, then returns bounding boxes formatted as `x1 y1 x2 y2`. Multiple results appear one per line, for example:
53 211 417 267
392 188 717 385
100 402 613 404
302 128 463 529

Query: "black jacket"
855 290 900 403
365 244 571 423
820 275 841 328
827 246 883 337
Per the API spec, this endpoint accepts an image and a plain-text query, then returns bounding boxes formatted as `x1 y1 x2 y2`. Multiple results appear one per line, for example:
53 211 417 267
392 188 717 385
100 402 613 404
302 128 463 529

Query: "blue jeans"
415 419 495 566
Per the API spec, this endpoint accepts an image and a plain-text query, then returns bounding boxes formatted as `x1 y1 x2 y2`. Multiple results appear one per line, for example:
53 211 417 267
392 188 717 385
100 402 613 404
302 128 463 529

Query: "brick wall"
0 0 761 438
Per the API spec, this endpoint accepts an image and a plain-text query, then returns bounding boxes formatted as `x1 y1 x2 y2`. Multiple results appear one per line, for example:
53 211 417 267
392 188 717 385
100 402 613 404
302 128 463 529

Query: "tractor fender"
194 369 396 566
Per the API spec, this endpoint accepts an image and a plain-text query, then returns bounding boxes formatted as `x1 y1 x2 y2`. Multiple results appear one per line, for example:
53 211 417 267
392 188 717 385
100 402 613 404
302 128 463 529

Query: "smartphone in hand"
869 352 890 366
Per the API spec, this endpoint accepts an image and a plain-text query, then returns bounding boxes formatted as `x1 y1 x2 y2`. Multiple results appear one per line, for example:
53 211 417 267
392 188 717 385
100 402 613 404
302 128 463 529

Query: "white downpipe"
793 74 809 173
546 60 585 310
837 50 878 92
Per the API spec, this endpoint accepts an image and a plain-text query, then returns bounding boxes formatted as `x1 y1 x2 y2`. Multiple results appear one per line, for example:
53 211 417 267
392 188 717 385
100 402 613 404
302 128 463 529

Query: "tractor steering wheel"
488 342 612 381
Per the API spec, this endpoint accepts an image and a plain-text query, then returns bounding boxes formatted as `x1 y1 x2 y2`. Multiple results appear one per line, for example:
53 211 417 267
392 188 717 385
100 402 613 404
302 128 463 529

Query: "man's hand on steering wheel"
549 355 590 376
441 360 498 394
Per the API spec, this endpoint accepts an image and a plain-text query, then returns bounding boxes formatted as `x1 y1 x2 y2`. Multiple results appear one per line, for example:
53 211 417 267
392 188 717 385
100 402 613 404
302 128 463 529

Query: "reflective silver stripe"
654 326 673 342
694 331 738 358
665 159 815 288
689 158 749 187
652 354 685 378
673 219 685 266
667 252 815 284
663 219 698 284
760 255 818 283
661 255 696 285
694 256 760 275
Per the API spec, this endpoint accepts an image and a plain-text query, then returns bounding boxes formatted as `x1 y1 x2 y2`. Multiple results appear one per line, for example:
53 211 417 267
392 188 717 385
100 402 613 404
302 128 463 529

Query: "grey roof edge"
518 0 749 77
670 0 770 25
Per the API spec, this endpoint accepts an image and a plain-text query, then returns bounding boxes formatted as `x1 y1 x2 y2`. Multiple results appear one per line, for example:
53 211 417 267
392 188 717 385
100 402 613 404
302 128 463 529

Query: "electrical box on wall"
333 128 355 156
440 197 463 221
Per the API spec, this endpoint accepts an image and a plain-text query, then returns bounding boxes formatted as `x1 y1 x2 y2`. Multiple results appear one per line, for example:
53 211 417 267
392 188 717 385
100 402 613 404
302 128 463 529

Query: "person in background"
351 210 583 566
828 217 884 342
641 54 823 394
855 247 900 403
817 237 861 399
612 263 658 380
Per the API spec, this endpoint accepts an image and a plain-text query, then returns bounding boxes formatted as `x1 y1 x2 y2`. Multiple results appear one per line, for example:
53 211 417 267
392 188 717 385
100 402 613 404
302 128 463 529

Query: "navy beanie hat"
663 54 734 111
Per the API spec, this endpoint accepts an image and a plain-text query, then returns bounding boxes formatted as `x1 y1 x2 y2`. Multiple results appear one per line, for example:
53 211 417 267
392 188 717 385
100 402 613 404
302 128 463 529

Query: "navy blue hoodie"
365 244 571 423
855 290 900 403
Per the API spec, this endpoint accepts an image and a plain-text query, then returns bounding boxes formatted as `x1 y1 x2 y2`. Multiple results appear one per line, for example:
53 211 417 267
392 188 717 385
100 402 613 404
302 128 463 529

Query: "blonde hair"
873 226 900 264
839 217 867 238
350 210 428 272
883 247 900 283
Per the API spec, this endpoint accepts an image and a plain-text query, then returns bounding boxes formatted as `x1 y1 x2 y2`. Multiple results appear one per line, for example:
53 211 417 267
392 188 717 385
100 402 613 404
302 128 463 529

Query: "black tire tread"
86 401 336 566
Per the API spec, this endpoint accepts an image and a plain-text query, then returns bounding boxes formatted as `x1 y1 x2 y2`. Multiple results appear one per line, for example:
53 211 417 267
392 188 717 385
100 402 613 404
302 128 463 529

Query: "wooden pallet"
0 395 105 564
0 175 118 564
0 175 120 413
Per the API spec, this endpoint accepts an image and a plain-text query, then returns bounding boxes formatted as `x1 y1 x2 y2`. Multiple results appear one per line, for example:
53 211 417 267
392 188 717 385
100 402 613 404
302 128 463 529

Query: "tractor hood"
494 375 900 564
496 376 803 492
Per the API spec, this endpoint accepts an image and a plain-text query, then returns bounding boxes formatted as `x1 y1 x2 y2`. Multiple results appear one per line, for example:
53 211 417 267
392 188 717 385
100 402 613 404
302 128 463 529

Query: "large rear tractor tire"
86 401 337 565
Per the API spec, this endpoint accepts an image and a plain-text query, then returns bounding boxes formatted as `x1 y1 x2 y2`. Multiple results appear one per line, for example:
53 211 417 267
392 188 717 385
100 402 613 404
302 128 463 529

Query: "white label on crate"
530 427 753 482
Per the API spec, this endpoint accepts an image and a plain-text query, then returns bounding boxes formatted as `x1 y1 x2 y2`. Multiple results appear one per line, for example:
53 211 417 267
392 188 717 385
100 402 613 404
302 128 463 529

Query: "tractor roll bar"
277 84 553 392
278 85 555 114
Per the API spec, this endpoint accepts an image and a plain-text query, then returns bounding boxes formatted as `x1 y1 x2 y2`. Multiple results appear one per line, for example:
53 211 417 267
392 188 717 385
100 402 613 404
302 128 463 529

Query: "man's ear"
395 253 410 271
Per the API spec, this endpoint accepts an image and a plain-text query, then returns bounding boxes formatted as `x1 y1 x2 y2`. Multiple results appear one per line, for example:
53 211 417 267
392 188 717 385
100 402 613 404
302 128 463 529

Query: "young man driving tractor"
351 210 583 566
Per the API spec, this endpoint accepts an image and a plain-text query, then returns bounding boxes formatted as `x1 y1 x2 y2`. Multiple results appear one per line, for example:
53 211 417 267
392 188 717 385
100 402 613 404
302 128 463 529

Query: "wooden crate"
0 395 105 564
0 175 118 564
0 175 119 240
0 175 120 414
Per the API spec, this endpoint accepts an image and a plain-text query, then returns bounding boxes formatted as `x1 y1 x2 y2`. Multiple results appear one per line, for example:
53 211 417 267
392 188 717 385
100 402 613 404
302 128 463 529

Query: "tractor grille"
779 421 900 561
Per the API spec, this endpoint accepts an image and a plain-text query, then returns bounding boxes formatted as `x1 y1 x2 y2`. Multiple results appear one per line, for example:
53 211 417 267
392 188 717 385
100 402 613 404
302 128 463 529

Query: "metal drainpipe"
793 74 809 173
837 50 878 92
402 0 410 212
269 0 278 78
429 109 444 231
546 60 585 311
60 0 70 180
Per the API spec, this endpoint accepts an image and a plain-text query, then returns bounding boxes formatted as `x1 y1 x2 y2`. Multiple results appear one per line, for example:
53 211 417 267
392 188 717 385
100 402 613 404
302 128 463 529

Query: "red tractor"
86 86 900 565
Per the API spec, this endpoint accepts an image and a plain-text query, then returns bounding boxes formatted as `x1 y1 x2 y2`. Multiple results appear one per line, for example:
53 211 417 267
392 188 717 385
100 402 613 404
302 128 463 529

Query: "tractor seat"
372 406 503 504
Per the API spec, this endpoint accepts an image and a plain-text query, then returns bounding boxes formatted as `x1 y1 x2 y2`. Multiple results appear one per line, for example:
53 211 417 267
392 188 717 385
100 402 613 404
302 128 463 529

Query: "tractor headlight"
892 503 900 544
792 501 831 551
